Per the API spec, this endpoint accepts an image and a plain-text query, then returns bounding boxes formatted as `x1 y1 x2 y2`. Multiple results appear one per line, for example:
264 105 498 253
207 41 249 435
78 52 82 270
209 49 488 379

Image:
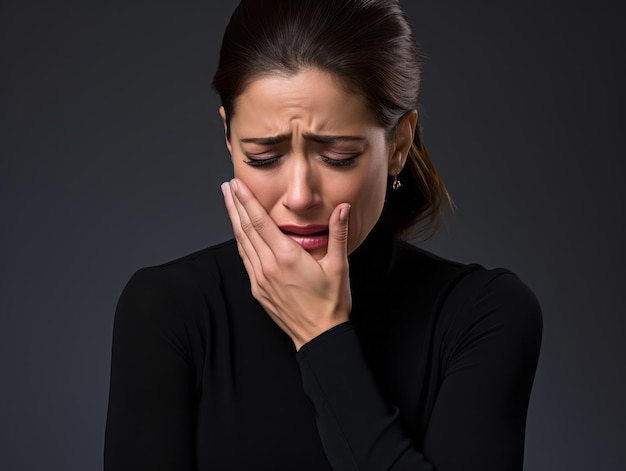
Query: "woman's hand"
222 178 352 350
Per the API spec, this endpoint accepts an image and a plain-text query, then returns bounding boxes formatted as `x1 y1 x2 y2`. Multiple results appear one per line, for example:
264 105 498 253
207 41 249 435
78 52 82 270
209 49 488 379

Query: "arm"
296 271 541 471
423 271 542 469
104 269 197 470
297 323 434 470
221 178 542 469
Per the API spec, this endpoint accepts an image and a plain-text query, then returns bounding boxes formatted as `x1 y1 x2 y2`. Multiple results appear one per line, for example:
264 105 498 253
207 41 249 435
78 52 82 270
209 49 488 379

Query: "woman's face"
221 68 405 260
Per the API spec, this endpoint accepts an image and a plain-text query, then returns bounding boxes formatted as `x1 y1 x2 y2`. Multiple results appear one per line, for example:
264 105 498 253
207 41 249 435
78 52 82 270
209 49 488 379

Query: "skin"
221 68 416 349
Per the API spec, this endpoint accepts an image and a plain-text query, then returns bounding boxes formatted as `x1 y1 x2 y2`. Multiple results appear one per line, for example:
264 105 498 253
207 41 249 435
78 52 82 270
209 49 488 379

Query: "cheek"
232 161 279 211
346 160 389 252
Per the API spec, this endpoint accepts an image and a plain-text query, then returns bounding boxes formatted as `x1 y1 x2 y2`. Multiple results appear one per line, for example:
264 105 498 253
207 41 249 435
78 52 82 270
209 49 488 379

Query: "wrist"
295 318 350 351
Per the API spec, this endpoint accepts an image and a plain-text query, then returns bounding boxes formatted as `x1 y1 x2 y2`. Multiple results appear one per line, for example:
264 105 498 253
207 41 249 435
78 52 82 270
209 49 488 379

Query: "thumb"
325 203 351 262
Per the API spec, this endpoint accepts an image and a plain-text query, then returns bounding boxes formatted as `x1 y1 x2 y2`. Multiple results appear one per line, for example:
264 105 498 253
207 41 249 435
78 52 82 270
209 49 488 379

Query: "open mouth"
278 225 329 250
279 229 329 237
278 224 329 236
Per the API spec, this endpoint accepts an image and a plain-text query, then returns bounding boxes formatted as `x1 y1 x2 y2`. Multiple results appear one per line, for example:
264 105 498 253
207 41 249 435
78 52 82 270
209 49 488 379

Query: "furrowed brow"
239 133 365 145
240 134 291 145
302 133 365 144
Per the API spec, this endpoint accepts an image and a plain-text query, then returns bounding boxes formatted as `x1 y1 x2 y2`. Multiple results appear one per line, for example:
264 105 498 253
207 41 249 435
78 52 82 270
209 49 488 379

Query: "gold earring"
392 174 402 190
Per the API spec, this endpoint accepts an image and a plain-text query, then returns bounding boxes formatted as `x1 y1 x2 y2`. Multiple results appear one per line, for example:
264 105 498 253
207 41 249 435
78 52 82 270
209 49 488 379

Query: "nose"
281 157 321 214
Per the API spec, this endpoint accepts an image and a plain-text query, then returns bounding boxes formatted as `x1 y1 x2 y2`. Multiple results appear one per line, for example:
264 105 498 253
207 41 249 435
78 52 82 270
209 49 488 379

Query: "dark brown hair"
212 0 451 238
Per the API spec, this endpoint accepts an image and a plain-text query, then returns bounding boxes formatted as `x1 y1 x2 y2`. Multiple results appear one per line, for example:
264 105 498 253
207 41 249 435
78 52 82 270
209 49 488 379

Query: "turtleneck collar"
348 222 397 296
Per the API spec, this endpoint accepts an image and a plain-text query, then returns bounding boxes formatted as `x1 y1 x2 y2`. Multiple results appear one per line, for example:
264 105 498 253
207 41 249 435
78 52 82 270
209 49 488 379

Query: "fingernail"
340 204 351 223
220 182 228 196
229 178 239 192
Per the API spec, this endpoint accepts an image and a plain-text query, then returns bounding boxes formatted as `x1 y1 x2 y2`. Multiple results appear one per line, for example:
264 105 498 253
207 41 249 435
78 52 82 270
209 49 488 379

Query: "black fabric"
104 230 542 470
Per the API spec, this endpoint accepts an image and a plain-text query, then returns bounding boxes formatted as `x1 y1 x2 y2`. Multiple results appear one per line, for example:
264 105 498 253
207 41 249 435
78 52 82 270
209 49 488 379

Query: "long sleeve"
104 269 199 470
297 324 433 470
423 271 542 469
296 269 542 471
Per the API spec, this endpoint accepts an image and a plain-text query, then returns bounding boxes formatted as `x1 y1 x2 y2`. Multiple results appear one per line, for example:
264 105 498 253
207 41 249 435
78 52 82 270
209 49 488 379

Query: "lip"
279 224 329 251
278 224 329 236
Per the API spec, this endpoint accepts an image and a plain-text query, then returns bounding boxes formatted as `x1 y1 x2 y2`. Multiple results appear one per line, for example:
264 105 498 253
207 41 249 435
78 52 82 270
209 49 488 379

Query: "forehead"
230 68 380 134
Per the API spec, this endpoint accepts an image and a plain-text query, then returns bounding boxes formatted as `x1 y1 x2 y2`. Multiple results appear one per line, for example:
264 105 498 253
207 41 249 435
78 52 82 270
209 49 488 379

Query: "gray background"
2 1 624 469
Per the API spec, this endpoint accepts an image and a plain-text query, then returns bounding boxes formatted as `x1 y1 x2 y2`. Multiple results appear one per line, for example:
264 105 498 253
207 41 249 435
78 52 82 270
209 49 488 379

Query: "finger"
222 182 265 278
229 180 277 262
324 203 351 265
221 181 241 233
229 178 294 256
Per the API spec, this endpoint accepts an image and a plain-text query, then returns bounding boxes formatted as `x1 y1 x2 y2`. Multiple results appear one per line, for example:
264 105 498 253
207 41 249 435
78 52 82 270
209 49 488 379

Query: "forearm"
297 322 433 471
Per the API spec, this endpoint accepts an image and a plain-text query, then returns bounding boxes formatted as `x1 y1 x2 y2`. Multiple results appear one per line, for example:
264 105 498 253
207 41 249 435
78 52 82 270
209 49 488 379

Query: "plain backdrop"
1 1 625 470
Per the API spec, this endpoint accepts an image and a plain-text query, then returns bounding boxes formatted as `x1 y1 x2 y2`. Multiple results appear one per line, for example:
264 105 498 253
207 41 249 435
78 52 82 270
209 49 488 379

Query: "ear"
219 106 233 155
388 110 417 175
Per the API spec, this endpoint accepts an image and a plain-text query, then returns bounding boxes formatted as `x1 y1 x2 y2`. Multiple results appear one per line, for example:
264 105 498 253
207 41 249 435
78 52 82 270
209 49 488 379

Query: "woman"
105 1 542 470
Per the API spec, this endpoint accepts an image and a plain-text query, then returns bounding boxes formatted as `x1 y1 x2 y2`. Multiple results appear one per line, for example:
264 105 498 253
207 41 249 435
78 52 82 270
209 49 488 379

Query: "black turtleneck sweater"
104 231 542 470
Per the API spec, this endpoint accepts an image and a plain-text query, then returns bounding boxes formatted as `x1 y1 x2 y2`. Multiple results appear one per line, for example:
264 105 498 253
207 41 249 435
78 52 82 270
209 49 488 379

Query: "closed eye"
320 153 361 168
243 153 283 167
242 152 361 168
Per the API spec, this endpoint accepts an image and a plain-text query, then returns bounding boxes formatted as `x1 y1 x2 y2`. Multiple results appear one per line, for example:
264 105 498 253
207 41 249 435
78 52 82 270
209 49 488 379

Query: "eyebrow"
240 133 365 145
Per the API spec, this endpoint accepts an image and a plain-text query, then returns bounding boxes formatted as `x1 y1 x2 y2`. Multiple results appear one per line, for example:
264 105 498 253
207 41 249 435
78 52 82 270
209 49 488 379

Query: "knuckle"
275 245 299 266
233 227 245 242
240 219 254 235
249 213 266 231
250 285 261 299
263 262 280 278
250 274 266 292
278 254 297 269
333 226 349 241
254 270 268 287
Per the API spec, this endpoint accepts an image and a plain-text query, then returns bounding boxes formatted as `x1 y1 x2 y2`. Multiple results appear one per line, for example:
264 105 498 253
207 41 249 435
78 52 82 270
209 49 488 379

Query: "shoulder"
115 239 241 330
395 239 541 322
435 262 543 371
144 237 239 278
392 239 542 353
123 238 239 294
443 266 543 332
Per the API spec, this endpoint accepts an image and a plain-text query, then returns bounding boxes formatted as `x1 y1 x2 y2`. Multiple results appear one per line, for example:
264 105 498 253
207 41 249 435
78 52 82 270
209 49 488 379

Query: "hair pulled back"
212 0 451 238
